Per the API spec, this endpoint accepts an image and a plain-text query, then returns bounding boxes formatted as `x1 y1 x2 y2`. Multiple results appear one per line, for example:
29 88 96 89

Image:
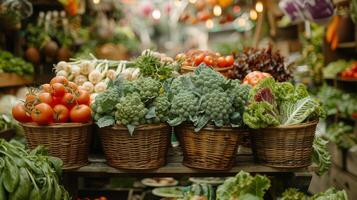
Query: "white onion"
56 70 68 77
88 70 103 84
74 75 88 86
94 82 107 93
82 81 94 93
71 65 81 76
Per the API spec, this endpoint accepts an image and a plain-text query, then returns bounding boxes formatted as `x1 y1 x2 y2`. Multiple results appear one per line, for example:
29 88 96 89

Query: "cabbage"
0 95 18 115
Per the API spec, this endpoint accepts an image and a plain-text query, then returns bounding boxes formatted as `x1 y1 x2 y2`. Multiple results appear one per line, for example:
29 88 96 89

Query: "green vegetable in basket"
216 171 271 200
0 139 70 199
183 184 215 200
312 137 331 176
279 188 308 200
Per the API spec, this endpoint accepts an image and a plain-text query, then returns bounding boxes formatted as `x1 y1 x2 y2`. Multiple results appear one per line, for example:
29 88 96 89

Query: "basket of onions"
12 76 93 169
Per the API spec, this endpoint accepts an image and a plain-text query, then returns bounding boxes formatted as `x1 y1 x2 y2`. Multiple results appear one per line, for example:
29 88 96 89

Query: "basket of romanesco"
91 77 172 169
167 65 251 170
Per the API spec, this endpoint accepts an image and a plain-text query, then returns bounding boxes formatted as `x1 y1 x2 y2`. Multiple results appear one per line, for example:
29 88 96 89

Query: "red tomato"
76 90 90 105
217 57 227 68
203 55 213 66
353 72 357 79
61 93 77 109
194 54 205 66
52 96 62 106
67 81 78 92
70 104 91 123
225 55 234 66
31 103 54 125
38 92 54 107
243 71 272 87
12 103 32 122
52 83 66 97
53 104 69 123
40 84 52 93
50 76 69 86
25 94 37 104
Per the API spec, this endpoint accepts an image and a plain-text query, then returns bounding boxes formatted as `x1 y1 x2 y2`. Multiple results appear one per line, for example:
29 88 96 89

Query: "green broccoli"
201 90 234 125
193 67 226 93
168 91 200 126
133 77 161 102
115 93 148 127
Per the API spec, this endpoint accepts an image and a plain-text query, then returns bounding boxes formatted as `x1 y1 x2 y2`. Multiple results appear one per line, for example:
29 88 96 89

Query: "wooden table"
63 150 317 199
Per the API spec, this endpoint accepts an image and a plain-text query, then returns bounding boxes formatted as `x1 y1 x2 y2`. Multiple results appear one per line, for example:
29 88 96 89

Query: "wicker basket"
176 124 243 170
181 65 232 77
22 123 92 169
250 121 318 168
99 123 171 170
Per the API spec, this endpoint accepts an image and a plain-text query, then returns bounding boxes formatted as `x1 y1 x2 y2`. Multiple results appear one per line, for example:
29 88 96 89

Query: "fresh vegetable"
243 71 272 87
183 184 214 200
31 103 54 125
279 188 307 200
312 137 332 176
216 171 271 200
323 60 352 79
243 77 324 129
0 50 34 76
0 114 18 132
53 104 70 123
0 139 70 200
326 122 357 149
279 187 348 200
12 103 32 123
167 65 251 132
70 104 92 123
75 90 90 105
229 46 291 82
340 62 357 79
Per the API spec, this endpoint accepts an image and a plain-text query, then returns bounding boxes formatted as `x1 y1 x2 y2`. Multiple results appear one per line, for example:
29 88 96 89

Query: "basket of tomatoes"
12 76 92 169
177 50 234 77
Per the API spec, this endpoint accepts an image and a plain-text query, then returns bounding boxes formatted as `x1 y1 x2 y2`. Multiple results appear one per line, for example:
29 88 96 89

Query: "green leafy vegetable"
280 97 319 125
279 188 307 200
0 50 34 76
312 137 332 176
216 171 271 200
310 188 348 200
326 122 357 149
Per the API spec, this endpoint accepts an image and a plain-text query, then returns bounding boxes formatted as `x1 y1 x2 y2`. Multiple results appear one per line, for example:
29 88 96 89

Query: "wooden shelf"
65 154 318 177
338 42 357 49
0 73 33 88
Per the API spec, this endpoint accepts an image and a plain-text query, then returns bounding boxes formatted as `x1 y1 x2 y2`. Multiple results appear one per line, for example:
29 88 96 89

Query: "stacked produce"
183 184 214 200
340 62 357 79
0 139 70 200
243 77 324 129
323 60 352 79
92 76 168 135
229 46 291 82
167 64 251 131
177 49 234 68
0 51 34 76
12 76 92 125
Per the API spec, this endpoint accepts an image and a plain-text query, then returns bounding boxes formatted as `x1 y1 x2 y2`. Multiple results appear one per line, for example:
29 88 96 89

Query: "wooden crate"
346 146 357 177
0 73 33 88
328 142 346 170
330 165 357 199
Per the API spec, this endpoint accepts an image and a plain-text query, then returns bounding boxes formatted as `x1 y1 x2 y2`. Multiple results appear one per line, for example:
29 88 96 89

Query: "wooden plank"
328 142 346 169
346 146 357 176
0 73 33 88
65 155 317 177
330 165 357 200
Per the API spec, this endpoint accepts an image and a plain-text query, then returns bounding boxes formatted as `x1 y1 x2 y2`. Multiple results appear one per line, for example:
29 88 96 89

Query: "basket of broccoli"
91 77 171 170
167 65 251 170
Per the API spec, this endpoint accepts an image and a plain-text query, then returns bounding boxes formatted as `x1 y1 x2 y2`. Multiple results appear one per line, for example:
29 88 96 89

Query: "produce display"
326 122 357 150
0 51 34 76
229 46 291 82
167 65 251 131
280 187 348 200
177 49 234 68
323 60 352 79
183 184 214 200
0 139 70 200
91 76 168 135
12 76 92 125
243 77 324 129
340 62 357 79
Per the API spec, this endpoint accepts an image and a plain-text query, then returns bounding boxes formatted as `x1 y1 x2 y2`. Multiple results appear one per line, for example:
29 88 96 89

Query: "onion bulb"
82 81 94 93
94 82 107 93
74 75 88 86
56 70 68 77
56 61 67 72
79 61 95 75
106 69 116 80
88 70 103 84
71 65 81 76
90 93 98 103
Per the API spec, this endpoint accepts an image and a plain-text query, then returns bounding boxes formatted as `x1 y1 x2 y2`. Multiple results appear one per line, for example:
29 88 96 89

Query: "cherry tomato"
76 90 90 105
38 92 54 107
50 76 69 86
31 103 54 125
12 103 32 122
53 104 69 123
52 83 66 97
40 83 52 93
217 57 227 68
225 55 234 66
70 104 91 123
194 54 205 66
203 55 213 66
67 81 78 92
25 94 37 104
61 93 77 109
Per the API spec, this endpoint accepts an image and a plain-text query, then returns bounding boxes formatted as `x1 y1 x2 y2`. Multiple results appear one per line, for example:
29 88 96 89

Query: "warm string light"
250 9 258 20
174 0 182 6
152 9 161 20
93 0 100 4
206 19 214 29
237 18 246 26
213 5 222 16
255 2 263 13
189 0 197 4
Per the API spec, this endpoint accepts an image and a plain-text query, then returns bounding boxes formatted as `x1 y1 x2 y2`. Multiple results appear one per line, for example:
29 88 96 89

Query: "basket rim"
20 122 93 128
101 123 170 130
178 123 247 132
257 120 319 130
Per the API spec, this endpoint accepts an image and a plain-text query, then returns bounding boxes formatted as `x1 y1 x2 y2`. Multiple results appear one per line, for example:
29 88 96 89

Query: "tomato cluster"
12 76 92 125
177 50 234 68
340 63 357 79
